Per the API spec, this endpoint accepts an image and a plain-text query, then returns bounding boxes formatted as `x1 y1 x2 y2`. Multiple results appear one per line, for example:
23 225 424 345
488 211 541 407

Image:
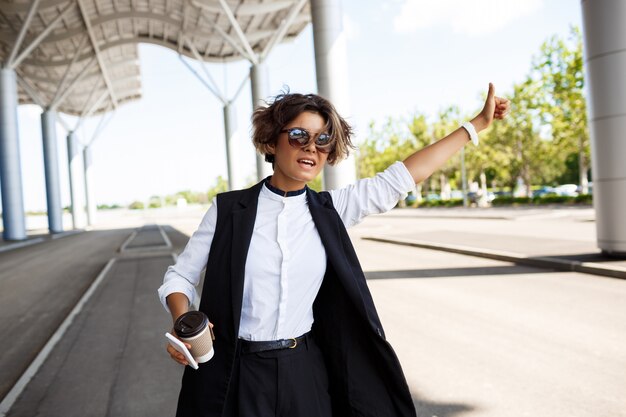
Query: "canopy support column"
582 0 626 255
250 62 273 180
0 68 26 240
83 145 96 226
310 0 356 190
41 109 63 233
66 131 87 229
223 103 238 190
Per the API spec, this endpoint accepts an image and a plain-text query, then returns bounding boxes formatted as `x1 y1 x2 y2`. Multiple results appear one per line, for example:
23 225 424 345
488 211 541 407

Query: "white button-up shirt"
158 161 415 341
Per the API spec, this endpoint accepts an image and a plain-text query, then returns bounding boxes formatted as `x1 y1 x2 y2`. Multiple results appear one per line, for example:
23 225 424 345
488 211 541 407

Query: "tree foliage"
357 27 590 197
358 117 421 179
531 26 589 192
207 176 228 203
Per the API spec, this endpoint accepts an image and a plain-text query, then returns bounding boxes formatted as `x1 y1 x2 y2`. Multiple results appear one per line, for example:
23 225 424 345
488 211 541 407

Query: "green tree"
207 176 229 203
357 116 420 179
129 201 145 210
148 195 162 208
533 26 589 192
407 113 434 201
486 79 557 196
431 106 462 198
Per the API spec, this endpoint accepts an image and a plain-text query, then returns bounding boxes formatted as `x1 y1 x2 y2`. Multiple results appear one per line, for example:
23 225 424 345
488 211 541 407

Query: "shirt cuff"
157 277 195 314
391 161 417 193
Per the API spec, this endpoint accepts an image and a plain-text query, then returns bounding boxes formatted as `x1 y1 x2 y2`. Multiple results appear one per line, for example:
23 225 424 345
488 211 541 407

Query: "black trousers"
223 333 333 417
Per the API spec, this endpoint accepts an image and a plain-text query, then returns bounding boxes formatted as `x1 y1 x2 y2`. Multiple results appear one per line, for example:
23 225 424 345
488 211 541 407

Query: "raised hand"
472 83 510 131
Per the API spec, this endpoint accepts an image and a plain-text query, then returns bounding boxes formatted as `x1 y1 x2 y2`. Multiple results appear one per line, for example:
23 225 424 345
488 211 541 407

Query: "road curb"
363 235 626 280
0 230 85 253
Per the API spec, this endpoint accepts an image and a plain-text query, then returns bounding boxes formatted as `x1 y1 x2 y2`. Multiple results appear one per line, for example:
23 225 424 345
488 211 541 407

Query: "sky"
13 0 582 211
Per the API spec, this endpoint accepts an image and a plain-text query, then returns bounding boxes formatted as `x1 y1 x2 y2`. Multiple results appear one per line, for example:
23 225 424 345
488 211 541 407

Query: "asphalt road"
0 229 132 401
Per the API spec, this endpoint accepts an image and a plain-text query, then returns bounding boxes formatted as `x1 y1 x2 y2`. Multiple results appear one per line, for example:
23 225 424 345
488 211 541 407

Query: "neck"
269 171 307 193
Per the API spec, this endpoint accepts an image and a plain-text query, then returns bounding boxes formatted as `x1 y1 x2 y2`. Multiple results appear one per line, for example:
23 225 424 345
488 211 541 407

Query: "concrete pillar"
310 0 356 190
83 145 96 226
223 103 238 190
66 131 87 229
582 0 626 255
41 110 63 233
250 63 273 180
0 68 27 240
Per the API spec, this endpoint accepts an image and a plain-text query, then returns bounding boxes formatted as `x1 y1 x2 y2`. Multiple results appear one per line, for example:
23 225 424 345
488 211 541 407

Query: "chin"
291 169 319 183
290 173 315 183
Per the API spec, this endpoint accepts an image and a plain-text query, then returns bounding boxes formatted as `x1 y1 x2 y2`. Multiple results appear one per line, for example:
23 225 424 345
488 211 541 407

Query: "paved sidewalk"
357 206 626 279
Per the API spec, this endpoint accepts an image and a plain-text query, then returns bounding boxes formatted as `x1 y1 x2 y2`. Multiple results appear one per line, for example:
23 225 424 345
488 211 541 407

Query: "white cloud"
393 0 544 36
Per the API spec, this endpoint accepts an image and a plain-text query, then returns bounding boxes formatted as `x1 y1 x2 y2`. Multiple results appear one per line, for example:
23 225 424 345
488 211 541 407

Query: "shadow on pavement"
365 264 552 280
543 252 626 263
412 393 477 417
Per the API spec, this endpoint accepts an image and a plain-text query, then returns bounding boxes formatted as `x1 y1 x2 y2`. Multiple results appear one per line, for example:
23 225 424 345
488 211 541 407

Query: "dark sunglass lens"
315 133 332 145
288 128 308 142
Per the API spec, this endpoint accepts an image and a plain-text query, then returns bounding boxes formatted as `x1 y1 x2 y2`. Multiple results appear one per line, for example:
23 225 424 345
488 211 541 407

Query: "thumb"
487 82 495 100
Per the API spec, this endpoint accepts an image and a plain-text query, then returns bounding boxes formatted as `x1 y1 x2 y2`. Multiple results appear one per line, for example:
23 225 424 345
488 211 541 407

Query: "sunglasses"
280 127 334 153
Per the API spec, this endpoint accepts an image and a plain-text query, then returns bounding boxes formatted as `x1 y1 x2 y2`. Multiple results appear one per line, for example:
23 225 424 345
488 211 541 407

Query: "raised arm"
403 83 510 184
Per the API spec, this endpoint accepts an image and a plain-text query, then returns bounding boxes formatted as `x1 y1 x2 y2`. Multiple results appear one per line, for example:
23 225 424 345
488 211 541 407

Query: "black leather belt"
239 333 308 354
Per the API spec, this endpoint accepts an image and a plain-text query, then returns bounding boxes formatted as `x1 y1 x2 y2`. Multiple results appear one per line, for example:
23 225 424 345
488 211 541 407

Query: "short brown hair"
251 92 355 165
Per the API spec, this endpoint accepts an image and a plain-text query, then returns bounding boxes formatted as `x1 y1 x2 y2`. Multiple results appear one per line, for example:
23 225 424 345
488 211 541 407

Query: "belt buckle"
288 338 297 349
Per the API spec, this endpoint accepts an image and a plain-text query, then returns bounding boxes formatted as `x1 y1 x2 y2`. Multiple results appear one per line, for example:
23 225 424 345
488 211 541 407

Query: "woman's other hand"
166 331 192 366
472 83 510 132
166 322 215 366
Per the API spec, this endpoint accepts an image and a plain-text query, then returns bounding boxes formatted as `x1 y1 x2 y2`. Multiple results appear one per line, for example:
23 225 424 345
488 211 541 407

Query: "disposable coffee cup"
174 311 214 363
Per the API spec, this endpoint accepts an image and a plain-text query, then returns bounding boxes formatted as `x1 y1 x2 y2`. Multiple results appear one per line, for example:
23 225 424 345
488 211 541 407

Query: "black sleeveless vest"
175 180 416 417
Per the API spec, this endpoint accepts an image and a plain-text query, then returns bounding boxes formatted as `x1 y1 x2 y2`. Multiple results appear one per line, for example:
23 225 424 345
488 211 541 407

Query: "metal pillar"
0 68 27 240
250 63 273 180
41 110 63 233
83 145 96 226
66 131 87 229
310 0 356 190
223 103 238 190
582 0 626 255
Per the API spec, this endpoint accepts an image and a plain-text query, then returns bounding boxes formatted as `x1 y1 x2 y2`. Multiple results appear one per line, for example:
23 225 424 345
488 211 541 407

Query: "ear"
265 143 276 163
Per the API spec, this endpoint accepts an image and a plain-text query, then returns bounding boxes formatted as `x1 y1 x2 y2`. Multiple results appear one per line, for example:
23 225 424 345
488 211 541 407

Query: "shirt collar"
263 176 307 197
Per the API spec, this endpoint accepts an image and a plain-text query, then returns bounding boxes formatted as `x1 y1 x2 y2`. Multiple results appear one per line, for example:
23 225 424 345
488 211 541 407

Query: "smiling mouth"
297 158 316 167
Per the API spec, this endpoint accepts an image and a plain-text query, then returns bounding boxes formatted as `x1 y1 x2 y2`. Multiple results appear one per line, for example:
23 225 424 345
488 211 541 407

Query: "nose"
303 139 317 153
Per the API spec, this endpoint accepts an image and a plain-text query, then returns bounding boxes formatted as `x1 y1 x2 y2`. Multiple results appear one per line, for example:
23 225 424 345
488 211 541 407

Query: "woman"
159 84 509 417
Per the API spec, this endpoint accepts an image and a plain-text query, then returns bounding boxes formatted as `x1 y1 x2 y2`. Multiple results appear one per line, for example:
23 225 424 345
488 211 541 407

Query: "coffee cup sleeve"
165 332 199 370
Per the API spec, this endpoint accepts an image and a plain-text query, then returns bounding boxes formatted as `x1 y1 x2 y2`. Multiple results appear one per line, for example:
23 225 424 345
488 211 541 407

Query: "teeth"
299 159 314 166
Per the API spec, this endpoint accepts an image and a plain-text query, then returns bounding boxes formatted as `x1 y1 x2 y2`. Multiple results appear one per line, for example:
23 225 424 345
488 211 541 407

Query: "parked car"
450 190 464 200
532 186 556 198
425 193 441 202
466 191 495 204
493 191 512 198
554 184 579 197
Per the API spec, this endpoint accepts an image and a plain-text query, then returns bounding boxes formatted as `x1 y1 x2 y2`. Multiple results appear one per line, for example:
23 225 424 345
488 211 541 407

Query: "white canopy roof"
0 0 310 116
